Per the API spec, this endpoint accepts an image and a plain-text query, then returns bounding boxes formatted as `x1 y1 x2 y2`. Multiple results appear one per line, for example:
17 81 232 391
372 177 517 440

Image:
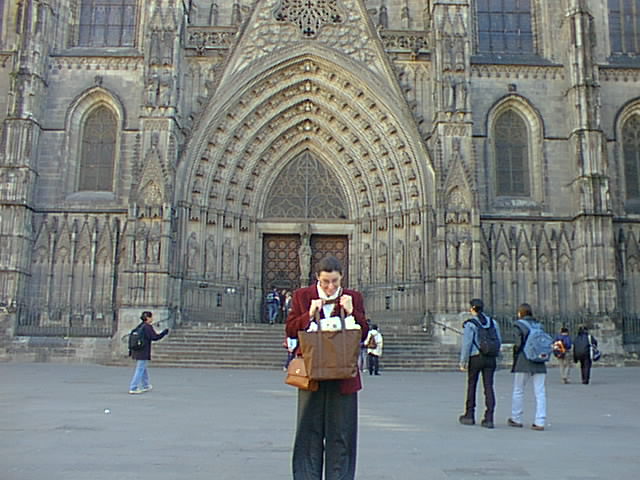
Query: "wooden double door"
262 234 349 294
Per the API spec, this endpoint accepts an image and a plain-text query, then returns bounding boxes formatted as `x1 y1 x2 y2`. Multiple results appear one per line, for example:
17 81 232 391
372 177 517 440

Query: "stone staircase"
147 323 460 371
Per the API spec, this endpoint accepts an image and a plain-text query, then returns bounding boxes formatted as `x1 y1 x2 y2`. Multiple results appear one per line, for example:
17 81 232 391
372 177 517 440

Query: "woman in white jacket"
365 324 383 375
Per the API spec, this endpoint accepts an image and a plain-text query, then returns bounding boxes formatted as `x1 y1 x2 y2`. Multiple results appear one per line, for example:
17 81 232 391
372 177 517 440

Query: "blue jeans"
267 303 279 323
129 360 150 391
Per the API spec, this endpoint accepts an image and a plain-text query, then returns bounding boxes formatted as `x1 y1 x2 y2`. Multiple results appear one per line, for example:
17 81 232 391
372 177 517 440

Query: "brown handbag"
298 309 361 381
285 356 319 391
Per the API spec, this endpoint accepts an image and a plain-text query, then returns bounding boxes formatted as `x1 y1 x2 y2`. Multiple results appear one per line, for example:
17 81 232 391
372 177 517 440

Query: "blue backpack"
518 320 553 363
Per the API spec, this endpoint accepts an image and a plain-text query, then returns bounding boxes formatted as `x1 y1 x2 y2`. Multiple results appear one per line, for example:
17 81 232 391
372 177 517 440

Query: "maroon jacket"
285 284 369 394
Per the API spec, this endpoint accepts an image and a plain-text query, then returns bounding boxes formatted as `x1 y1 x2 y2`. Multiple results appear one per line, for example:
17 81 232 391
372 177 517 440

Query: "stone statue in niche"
205 235 217 276
377 242 388 280
411 235 422 276
149 29 162 65
238 242 249 279
209 3 219 25
446 227 459 269
162 31 174 65
222 237 234 276
458 227 472 269
147 222 161 264
186 232 199 272
145 73 160 106
394 240 404 280
158 71 174 106
361 242 371 282
299 225 312 283
135 223 147 264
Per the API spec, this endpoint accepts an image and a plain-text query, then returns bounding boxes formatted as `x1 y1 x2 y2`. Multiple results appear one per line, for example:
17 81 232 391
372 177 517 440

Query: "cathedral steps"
145 323 460 371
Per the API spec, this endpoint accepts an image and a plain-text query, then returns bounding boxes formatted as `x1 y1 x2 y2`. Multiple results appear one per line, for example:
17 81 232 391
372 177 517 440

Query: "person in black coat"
128 311 169 394
573 326 597 384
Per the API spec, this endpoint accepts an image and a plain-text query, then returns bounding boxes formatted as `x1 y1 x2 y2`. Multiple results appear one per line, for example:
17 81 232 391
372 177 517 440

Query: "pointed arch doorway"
259 150 351 322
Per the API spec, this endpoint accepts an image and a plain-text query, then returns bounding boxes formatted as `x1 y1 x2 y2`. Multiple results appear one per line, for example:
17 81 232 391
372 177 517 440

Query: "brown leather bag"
285 357 319 391
298 309 361 381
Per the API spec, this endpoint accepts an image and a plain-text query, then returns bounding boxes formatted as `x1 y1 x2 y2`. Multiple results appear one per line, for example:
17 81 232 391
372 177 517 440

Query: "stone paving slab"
1 363 638 480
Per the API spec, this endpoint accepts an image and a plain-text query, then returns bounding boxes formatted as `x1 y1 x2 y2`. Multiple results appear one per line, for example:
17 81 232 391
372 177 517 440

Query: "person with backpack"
553 327 573 384
265 287 281 324
508 303 549 431
458 298 502 429
364 324 383 375
128 311 169 394
573 325 598 384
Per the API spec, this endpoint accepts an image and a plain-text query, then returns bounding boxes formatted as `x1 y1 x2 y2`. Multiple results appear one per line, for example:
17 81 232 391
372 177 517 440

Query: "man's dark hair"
316 256 343 275
372 324 379 330
517 303 533 317
561 327 569 334
140 311 153 321
469 298 484 313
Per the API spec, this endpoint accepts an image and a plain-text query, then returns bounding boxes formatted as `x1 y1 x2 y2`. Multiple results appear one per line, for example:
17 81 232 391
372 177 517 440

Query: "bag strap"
313 301 346 331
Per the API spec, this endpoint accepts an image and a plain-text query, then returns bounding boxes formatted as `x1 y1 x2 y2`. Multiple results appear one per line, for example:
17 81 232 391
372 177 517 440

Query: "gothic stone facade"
0 1 639 361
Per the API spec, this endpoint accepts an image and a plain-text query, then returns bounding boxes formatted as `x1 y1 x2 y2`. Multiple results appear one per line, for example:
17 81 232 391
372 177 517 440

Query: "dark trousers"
293 381 358 480
464 354 496 421
577 355 592 384
367 353 379 375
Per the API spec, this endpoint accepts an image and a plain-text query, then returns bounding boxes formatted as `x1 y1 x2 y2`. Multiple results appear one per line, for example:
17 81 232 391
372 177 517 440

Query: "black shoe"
531 424 545 431
374 372 380 375
458 415 475 426
507 418 523 428
481 419 494 429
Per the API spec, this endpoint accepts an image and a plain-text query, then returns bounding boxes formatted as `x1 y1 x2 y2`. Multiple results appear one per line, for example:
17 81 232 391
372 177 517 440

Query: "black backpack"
573 334 590 357
128 323 147 353
469 316 501 357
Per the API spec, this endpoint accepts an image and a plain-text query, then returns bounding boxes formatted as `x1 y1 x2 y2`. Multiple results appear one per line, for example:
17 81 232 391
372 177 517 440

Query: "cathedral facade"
0 1 639 359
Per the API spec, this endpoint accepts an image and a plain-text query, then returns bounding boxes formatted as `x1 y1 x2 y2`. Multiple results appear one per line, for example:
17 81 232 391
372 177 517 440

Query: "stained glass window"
476 0 534 54
78 107 116 192
609 0 640 55
495 110 530 197
624 115 640 200
78 0 137 47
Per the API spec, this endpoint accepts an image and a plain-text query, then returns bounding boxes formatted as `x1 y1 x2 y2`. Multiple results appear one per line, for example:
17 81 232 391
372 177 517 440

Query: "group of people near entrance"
127 255 601 480
459 299 599 432
265 287 293 324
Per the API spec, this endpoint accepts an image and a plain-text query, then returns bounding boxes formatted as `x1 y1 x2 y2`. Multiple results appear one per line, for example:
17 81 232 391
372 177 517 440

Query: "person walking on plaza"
553 327 573 384
573 326 598 384
285 256 368 480
458 298 502 429
265 287 280 324
365 324 383 375
508 303 547 431
128 311 169 394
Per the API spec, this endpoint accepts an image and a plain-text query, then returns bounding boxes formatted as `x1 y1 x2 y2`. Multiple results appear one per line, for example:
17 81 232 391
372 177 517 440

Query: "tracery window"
78 107 116 192
78 0 137 47
274 0 343 37
624 115 640 200
476 0 534 54
494 110 530 197
264 151 348 219
609 0 640 55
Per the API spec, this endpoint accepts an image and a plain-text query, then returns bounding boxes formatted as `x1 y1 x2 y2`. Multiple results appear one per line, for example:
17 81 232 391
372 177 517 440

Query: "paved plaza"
1 363 639 480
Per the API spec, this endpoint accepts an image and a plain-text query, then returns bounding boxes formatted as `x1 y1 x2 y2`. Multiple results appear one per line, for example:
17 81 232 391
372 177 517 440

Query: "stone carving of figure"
147 222 161 264
135 223 147 264
209 2 219 25
299 226 312 283
446 227 459 269
205 235 217 276
222 237 234 276
454 38 466 71
361 242 371 281
162 31 174 65
238 242 249 279
158 71 174 106
458 228 472 269
394 240 404 280
186 232 199 271
455 80 468 112
231 1 242 25
423 3 431 31
149 29 162 65
377 242 388 280
410 235 422 276
146 73 160 106
378 5 389 29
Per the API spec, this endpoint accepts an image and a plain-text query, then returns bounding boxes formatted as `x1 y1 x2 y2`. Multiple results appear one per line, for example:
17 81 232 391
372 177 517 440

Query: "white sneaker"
128 389 143 394
141 385 153 392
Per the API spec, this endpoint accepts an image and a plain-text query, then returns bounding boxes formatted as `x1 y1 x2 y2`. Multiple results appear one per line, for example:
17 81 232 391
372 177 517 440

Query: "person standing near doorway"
285 256 368 480
266 287 280 324
365 324 383 375
128 311 169 394
458 298 502 429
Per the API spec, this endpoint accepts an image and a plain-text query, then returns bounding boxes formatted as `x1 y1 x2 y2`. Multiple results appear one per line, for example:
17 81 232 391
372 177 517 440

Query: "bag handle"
313 300 346 331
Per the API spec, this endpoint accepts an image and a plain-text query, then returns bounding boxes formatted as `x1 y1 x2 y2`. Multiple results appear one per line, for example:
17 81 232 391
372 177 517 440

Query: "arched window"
78 107 116 192
78 0 137 47
609 0 640 55
624 114 640 200
476 0 534 54
495 110 530 197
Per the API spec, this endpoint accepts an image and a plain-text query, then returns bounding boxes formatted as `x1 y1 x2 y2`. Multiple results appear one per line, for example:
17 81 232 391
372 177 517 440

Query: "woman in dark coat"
573 326 597 384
